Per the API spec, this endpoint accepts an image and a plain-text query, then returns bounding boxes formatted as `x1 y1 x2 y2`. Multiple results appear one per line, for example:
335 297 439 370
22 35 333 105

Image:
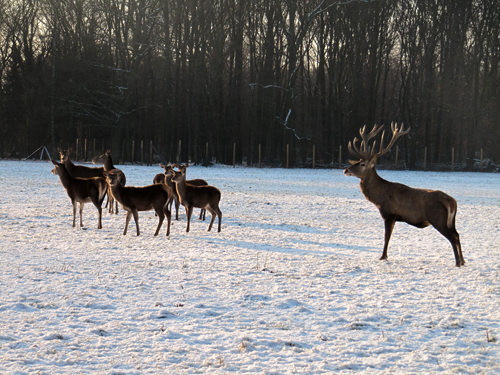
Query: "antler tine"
376 122 410 158
360 125 384 153
348 139 364 160
348 124 385 159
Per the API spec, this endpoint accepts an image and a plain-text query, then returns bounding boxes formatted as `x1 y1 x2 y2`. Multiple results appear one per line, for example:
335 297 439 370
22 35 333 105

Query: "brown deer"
175 163 209 221
154 163 208 221
153 164 180 220
92 150 126 214
343 123 464 267
171 165 222 233
104 170 172 236
51 160 107 229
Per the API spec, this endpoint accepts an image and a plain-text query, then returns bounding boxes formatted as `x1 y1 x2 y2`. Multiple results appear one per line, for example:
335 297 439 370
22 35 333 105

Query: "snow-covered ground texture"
0 160 499 374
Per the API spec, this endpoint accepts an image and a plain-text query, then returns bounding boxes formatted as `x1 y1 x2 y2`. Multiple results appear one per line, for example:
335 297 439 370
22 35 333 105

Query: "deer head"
344 123 409 179
104 170 123 187
51 159 63 175
58 148 72 162
92 149 112 165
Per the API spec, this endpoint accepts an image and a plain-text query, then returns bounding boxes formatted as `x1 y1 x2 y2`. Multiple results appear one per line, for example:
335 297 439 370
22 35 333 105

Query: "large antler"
373 122 410 159
348 124 384 159
348 123 409 160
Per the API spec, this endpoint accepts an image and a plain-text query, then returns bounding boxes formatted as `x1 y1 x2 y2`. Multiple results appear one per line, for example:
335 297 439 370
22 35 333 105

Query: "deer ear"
51 159 58 165
348 159 359 165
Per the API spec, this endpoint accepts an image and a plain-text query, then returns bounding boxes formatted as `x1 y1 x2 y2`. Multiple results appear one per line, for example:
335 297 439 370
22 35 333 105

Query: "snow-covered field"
0 159 499 374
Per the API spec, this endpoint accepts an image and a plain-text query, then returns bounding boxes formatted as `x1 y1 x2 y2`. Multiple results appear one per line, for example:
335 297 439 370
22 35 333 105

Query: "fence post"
338 146 342 169
177 140 182 162
395 146 399 168
205 142 209 165
451 147 455 172
480 148 484 172
149 140 153 166
312 145 316 168
424 146 427 171
141 140 144 166
121 139 125 164
233 143 236 168
76 139 79 161
131 141 135 164
286 144 289 169
93 138 96 160
258 144 262 168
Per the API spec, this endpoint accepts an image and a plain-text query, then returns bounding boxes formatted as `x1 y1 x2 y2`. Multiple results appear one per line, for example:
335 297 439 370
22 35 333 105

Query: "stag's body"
171 166 221 233
344 123 464 267
92 150 126 214
51 160 107 229
105 171 172 236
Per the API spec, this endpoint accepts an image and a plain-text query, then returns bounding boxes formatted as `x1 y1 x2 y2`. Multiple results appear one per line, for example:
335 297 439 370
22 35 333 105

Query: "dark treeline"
0 0 499 169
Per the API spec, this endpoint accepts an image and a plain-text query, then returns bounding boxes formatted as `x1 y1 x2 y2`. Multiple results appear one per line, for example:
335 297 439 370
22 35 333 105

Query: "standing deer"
171 165 222 233
175 163 209 221
153 164 180 220
343 123 464 267
92 150 126 214
104 170 172 236
51 160 107 229
154 163 208 221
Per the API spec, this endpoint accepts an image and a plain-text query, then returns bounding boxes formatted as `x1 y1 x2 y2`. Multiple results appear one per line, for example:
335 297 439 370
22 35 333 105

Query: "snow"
0 159 499 374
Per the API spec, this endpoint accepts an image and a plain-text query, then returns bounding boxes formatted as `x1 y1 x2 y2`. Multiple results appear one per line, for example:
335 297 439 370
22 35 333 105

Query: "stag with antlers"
343 123 465 267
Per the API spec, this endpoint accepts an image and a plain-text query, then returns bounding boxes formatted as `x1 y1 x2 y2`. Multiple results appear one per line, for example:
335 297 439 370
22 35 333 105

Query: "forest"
0 0 499 169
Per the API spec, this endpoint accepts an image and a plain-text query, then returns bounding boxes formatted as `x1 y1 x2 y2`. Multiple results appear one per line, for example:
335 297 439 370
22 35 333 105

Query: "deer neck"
109 181 124 201
63 158 76 174
103 156 115 172
359 168 389 205
174 177 188 203
56 165 74 187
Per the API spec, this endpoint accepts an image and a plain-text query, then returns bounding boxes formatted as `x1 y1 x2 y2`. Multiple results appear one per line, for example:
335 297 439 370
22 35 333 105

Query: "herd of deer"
50 123 465 267
51 149 222 237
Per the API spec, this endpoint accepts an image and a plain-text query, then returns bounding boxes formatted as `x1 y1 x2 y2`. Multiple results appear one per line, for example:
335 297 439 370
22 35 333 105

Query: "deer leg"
434 225 465 267
453 237 465 267
206 207 216 231
199 209 206 221
97 206 103 229
72 200 77 227
106 188 113 213
115 200 119 214
185 206 193 232
132 210 140 236
154 209 164 236
124 211 132 235
90 194 103 230
216 207 222 232
91 200 103 229
79 202 84 227
164 204 171 236
380 216 396 260
174 197 180 221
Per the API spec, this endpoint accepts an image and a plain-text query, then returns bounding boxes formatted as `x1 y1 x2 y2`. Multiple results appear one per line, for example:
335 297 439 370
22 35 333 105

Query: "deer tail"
441 195 457 228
